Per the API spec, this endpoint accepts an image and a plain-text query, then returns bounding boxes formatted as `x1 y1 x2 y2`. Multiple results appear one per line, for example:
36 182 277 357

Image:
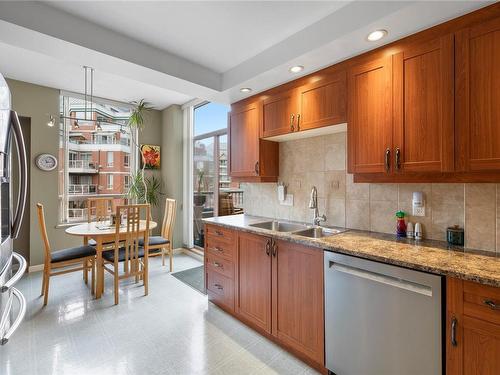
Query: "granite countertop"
204 214 500 287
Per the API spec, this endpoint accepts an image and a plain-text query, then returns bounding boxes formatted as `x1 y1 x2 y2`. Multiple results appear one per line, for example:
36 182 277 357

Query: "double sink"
249 220 346 239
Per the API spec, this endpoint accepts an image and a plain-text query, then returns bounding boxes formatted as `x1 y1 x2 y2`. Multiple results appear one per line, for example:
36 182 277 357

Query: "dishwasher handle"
329 261 433 297
1 252 27 292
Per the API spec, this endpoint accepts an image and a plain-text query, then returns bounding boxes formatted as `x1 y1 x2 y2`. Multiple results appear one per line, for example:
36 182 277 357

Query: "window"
192 102 242 248
107 175 113 190
59 94 135 223
107 151 114 167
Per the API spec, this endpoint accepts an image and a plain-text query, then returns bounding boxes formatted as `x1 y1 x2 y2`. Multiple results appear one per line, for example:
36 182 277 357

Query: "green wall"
6 78 170 267
161 105 184 249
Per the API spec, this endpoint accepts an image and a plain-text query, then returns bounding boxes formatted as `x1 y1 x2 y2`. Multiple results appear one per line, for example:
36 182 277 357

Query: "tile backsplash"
242 131 500 253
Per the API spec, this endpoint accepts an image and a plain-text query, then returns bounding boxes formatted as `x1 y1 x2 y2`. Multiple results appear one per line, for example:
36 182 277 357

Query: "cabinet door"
297 71 346 131
272 240 324 365
393 35 454 173
456 17 500 172
462 316 500 375
229 101 260 177
236 232 272 333
262 89 298 138
347 55 393 174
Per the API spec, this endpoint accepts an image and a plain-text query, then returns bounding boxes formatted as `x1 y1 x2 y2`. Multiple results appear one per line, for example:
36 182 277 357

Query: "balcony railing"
68 138 130 146
68 160 97 169
68 208 88 221
68 184 98 195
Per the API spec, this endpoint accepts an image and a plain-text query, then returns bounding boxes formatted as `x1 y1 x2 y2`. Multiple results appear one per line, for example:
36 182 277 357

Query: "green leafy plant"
128 171 162 207
127 99 158 204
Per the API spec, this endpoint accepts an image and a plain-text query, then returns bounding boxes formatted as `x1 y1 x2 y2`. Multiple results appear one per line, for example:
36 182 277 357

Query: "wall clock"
35 154 58 171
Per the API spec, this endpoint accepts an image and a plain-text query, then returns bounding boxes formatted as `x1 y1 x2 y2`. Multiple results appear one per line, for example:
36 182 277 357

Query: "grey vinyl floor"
0 253 319 375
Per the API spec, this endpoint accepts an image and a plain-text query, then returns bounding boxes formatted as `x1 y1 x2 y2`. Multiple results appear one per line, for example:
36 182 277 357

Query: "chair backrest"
114 204 150 272
161 198 177 243
87 197 115 222
36 203 51 263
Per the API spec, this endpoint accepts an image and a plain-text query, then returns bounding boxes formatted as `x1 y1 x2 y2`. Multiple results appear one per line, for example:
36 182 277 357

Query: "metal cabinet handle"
290 114 295 132
265 240 270 256
272 239 277 257
1 253 27 293
451 317 458 347
1 288 26 345
214 283 223 290
296 114 301 131
254 161 260 175
483 299 500 310
214 246 223 253
215 230 223 236
395 147 401 171
213 262 223 269
384 148 391 172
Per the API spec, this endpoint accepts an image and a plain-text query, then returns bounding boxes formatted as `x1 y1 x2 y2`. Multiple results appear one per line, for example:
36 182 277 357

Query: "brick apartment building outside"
59 97 133 222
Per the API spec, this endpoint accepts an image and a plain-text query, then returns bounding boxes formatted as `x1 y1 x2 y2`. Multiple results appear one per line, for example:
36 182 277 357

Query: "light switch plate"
280 194 293 206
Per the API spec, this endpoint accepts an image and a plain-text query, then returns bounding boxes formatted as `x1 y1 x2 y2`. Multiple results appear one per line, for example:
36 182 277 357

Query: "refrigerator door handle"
1 253 27 292
0 287 26 345
10 111 27 239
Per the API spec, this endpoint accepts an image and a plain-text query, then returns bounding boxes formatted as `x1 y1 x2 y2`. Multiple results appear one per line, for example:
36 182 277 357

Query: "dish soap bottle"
396 211 407 238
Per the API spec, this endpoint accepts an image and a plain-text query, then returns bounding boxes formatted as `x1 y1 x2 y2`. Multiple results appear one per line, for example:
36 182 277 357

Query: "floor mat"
171 265 206 294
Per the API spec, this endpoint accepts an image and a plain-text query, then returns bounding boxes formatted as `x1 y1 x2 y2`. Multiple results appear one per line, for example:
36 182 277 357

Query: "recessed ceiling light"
289 65 304 73
367 29 388 42
240 87 252 93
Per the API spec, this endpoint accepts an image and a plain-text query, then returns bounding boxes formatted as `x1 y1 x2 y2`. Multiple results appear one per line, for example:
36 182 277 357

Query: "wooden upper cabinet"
236 232 272 333
262 89 298 138
229 101 279 182
272 240 324 366
393 35 455 173
456 17 500 172
296 70 346 132
347 55 393 174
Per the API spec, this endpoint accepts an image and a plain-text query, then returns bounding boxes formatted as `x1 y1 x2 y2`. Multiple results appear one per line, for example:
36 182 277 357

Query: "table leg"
96 237 104 299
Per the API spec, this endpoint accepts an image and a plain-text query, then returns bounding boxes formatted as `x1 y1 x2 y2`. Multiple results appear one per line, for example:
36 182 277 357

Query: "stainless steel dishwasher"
324 251 443 375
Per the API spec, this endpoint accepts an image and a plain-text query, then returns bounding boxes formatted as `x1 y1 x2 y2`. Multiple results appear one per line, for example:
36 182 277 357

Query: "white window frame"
124 154 129 167
107 174 114 190
107 151 114 167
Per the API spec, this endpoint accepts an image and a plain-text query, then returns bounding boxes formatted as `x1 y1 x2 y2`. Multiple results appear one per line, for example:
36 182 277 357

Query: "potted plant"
193 169 206 206
126 99 162 206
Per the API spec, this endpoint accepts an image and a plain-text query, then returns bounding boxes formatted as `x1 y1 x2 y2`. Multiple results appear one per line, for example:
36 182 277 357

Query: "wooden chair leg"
43 272 50 306
161 248 165 266
40 265 46 296
144 260 149 296
169 246 173 273
91 258 95 296
114 259 119 305
83 259 88 285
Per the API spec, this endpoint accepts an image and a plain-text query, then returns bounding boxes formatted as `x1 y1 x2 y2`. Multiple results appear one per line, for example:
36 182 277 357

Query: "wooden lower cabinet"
236 231 273 333
216 229 326 371
272 240 325 366
447 277 500 375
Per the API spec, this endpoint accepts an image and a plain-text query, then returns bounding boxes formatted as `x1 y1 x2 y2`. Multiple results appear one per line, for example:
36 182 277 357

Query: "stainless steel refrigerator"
0 73 28 345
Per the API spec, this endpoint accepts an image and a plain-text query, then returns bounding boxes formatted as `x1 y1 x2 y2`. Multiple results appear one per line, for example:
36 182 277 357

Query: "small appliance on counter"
447 225 464 246
0 73 28 345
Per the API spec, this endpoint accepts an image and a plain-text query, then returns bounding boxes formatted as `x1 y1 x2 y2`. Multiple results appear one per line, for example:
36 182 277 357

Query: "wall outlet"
280 194 293 206
413 206 425 217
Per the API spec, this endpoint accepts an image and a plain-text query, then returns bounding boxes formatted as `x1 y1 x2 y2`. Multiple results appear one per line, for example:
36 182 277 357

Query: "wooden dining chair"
36 203 96 306
102 204 150 305
87 197 116 247
139 198 176 271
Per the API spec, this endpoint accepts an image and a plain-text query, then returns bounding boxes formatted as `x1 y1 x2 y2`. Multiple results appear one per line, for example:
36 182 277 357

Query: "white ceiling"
45 1 348 74
0 1 493 109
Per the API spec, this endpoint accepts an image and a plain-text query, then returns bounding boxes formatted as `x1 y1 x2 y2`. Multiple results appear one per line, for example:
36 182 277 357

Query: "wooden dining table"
65 220 157 299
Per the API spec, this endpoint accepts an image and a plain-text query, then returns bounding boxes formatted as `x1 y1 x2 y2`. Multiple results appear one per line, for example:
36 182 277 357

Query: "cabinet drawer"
463 281 500 325
205 253 234 279
206 238 235 260
205 225 235 244
206 270 234 311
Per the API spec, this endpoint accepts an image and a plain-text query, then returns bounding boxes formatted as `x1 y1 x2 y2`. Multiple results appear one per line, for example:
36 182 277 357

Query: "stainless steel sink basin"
293 227 345 238
249 221 308 232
